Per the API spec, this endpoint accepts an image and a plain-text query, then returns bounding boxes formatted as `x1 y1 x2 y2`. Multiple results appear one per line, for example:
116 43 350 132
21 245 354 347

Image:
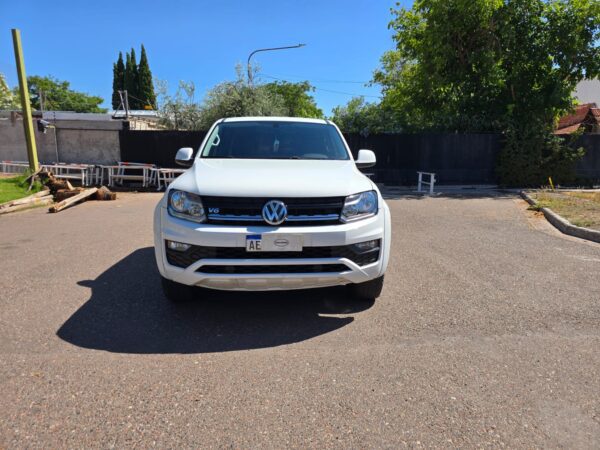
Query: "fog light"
352 239 380 252
166 240 191 252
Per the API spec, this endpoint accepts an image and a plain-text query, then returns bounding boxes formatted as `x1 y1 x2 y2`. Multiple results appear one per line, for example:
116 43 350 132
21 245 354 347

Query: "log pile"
0 170 117 215
0 189 54 215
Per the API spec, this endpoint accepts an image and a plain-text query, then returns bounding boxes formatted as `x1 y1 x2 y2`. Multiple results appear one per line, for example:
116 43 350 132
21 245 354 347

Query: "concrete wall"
0 115 29 162
0 113 122 165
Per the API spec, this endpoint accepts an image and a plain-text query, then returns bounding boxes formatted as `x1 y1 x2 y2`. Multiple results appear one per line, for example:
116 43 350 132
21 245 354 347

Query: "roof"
110 110 159 118
221 116 328 124
555 123 583 135
555 103 600 134
557 103 596 129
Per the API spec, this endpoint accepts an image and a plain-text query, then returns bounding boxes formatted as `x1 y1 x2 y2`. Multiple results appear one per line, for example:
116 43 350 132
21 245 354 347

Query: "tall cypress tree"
124 51 131 108
124 49 139 109
137 45 156 109
111 52 125 110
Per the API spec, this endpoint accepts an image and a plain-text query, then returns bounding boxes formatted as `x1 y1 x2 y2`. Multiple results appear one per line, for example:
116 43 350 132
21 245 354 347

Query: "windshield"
200 121 350 160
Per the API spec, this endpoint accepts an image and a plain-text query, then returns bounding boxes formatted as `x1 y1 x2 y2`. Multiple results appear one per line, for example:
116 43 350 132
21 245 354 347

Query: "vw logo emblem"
262 200 287 225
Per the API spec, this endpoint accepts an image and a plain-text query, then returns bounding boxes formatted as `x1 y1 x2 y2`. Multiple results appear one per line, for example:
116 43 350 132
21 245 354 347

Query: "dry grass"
531 190 600 230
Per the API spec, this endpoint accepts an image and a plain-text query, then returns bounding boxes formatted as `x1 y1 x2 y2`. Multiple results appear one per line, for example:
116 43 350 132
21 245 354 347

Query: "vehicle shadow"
56 247 372 354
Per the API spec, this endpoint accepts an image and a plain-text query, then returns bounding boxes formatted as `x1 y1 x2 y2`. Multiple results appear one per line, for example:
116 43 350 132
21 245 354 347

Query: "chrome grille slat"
206 213 340 222
286 214 340 221
207 214 263 221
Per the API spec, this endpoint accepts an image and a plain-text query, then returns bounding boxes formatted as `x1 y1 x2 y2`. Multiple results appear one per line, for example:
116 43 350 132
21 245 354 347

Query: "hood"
171 158 374 198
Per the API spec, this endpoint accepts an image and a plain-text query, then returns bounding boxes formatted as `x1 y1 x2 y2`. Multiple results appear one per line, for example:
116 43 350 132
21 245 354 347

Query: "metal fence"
343 133 502 185
119 130 600 185
575 135 600 182
119 130 206 168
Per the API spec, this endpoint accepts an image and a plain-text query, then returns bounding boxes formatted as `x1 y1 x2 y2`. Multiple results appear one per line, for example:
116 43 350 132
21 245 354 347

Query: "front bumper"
154 203 391 291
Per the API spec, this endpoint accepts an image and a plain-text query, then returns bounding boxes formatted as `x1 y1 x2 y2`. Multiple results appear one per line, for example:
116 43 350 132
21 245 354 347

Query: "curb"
520 191 600 244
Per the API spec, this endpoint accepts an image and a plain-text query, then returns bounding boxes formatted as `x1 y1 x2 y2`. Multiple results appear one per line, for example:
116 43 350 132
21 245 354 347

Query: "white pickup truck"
153 117 391 301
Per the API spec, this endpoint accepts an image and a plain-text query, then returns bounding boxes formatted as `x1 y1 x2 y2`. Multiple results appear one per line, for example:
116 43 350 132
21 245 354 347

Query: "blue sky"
0 0 405 115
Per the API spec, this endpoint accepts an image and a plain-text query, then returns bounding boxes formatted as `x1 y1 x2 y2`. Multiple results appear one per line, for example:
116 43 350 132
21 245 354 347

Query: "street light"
247 43 306 84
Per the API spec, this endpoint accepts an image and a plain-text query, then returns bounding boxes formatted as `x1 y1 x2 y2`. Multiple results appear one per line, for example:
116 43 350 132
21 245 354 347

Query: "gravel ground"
1 192 599 448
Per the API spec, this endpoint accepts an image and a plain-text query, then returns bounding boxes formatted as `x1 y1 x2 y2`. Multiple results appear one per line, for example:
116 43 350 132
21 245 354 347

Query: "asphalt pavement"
1 192 599 448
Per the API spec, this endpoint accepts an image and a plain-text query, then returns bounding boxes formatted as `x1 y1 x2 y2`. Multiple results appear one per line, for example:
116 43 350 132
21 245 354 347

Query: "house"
555 103 600 134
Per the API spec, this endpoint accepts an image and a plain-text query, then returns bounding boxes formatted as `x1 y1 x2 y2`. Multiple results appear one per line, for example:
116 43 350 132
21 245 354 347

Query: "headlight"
340 190 378 223
167 190 206 223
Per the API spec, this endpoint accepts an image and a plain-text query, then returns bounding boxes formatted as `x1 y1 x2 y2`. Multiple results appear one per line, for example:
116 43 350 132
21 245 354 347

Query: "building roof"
555 123 584 135
110 110 159 118
555 103 600 134
42 111 114 121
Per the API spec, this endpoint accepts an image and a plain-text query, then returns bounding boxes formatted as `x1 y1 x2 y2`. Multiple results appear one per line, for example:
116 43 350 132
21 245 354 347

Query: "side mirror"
356 149 376 169
175 147 194 167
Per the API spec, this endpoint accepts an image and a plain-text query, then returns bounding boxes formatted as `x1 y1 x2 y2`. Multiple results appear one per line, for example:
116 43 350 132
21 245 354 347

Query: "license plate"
246 234 303 252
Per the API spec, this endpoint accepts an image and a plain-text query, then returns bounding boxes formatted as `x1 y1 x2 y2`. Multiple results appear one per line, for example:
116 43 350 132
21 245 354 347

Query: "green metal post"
11 29 39 171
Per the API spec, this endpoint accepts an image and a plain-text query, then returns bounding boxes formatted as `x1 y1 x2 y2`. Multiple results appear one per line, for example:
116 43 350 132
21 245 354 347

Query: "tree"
137 45 156 109
20 75 105 113
155 79 203 130
374 0 506 132
264 81 323 118
495 0 599 185
113 45 156 110
111 52 125 110
156 66 326 130
331 97 397 134
124 49 139 109
0 73 18 110
197 65 287 129
374 0 600 185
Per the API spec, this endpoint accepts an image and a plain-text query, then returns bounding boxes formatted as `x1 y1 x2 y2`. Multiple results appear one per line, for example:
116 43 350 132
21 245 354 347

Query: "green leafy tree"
124 49 139 109
374 0 600 185
198 65 287 129
156 65 289 130
264 81 323 118
0 73 18 110
111 52 125 110
137 45 156 109
155 79 204 130
330 97 397 134
496 0 598 185
374 0 505 132
19 75 105 113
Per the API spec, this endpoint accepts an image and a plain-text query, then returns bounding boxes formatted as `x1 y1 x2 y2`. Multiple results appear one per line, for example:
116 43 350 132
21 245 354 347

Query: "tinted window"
200 121 350 160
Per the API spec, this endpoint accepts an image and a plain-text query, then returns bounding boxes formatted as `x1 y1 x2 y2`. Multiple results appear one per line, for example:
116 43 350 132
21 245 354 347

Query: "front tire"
161 276 194 302
350 276 384 301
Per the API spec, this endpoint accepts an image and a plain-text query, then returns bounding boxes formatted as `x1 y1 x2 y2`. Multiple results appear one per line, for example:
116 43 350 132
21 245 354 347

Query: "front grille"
197 264 349 274
165 241 381 269
202 196 345 226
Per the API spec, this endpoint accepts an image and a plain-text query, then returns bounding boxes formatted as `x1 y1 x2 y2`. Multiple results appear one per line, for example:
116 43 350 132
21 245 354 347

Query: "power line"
312 86 382 99
259 74 382 99
126 92 151 105
260 72 370 84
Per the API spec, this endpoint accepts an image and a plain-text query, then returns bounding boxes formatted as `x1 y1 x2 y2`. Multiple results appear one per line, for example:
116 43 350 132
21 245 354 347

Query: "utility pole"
11 28 39 171
118 90 130 119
